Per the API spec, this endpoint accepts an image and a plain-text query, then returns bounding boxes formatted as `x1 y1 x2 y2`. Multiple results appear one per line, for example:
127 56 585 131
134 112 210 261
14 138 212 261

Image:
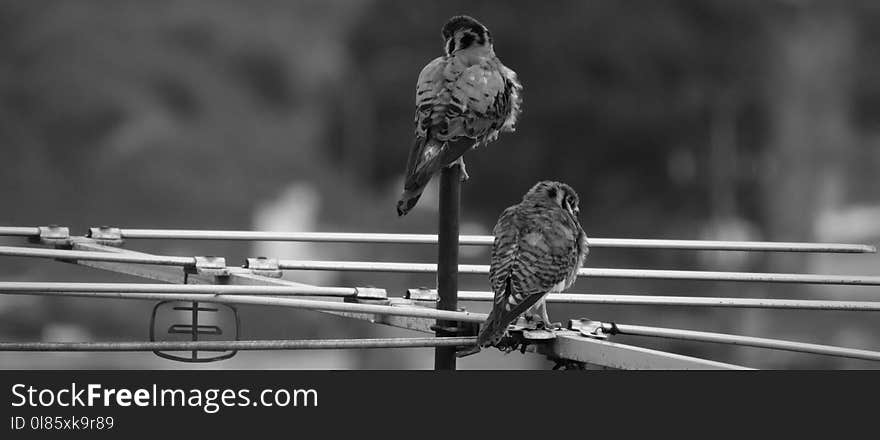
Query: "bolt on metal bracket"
355 287 387 300
188 256 229 277
403 290 477 337
406 287 439 302
568 318 612 339
505 316 559 340
87 226 123 246
244 257 282 278
29 225 70 247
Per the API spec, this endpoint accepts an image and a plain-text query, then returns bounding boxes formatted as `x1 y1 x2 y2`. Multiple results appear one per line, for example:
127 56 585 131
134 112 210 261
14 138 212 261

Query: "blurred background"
1 0 880 369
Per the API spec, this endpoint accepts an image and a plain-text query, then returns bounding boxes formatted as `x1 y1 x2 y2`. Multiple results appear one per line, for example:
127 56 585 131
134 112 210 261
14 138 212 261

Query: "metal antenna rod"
71 228 880 253
276 260 880 286
0 337 478 352
435 165 461 370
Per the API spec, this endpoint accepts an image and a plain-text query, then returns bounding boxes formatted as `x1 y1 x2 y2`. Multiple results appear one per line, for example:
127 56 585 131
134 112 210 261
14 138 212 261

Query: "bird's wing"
489 206 521 304
498 63 523 132
413 56 448 138
488 207 580 326
442 60 511 144
567 226 589 288
401 56 456 193
399 56 519 216
414 56 511 143
406 56 480 178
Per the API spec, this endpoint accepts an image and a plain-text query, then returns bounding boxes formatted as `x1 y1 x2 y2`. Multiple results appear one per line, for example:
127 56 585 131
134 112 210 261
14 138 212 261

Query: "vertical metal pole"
191 301 199 361
435 164 460 370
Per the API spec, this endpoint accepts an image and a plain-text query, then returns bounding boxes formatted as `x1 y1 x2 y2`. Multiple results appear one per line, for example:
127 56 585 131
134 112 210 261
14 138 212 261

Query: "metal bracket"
355 287 387 300
29 225 70 247
87 226 123 246
506 316 559 340
403 290 477 337
244 257 282 278
406 287 438 302
568 318 612 339
189 256 229 277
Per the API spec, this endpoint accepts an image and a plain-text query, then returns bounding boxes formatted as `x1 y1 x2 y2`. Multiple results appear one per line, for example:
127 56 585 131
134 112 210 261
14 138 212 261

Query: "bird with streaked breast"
458 181 589 357
397 15 523 216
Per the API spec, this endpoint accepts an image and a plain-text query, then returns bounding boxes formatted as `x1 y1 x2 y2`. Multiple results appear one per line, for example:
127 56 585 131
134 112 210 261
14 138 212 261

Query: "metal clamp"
568 318 612 340
87 226 123 245
506 316 558 340
402 289 477 337
406 287 438 302
29 225 70 246
355 287 387 300
244 257 282 278
189 256 229 277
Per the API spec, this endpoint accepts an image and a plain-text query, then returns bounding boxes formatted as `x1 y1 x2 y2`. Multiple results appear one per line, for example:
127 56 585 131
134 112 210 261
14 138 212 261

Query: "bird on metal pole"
396 15 523 216
458 181 589 357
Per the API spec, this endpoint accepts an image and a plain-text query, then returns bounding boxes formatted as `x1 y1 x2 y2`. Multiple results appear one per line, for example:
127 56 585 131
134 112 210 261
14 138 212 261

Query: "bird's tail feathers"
396 136 475 216
456 310 506 358
397 137 442 216
476 309 509 348
459 279 514 357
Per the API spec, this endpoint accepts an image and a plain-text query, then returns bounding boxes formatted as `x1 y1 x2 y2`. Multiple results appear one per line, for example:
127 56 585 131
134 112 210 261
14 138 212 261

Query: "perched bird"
459 181 589 357
396 15 523 216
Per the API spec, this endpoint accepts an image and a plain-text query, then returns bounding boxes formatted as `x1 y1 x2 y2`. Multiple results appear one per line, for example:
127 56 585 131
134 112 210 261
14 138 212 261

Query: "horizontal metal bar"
535 332 752 370
116 229 876 253
0 289 488 323
610 323 880 362
0 226 41 236
0 337 476 352
0 245 194 266
584 268 880 285
278 260 880 286
588 238 875 253
0 282 359 297
455 291 880 311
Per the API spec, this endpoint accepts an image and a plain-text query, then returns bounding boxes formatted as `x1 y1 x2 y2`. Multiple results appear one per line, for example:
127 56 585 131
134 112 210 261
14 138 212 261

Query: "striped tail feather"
397 136 473 216
397 136 442 216
455 308 507 358
476 308 508 347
